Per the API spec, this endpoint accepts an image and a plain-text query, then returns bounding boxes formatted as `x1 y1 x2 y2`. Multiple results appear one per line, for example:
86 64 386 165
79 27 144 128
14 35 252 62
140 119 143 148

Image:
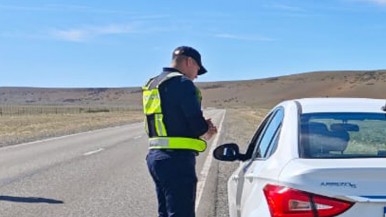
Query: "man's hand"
201 119 218 141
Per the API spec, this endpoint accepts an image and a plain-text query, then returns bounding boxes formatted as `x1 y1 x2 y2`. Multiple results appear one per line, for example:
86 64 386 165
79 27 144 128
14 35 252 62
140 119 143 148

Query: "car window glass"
265 126 281 157
251 108 284 159
243 112 274 160
300 112 386 158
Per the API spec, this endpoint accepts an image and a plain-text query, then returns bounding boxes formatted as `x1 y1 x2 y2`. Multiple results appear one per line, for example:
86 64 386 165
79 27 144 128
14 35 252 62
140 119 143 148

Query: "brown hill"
0 87 142 109
200 70 386 108
1 70 385 109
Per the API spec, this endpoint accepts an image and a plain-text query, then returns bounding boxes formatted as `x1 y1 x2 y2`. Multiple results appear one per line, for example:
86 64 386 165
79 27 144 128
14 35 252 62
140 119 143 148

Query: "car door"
237 108 284 217
227 110 275 217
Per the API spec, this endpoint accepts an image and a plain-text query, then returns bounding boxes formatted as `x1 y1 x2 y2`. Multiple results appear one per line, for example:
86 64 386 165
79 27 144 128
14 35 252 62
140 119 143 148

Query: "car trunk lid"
279 158 386 202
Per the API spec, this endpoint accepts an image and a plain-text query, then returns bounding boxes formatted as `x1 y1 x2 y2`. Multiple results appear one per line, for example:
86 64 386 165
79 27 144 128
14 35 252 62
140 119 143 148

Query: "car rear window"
299 113 386 158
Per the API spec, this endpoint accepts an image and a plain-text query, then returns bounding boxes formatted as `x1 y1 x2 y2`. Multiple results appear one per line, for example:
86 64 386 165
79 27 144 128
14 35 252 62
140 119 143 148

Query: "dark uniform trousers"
146 149 197 217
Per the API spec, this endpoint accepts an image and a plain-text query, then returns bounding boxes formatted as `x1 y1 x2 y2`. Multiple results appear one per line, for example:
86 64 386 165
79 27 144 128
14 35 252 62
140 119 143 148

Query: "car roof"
286 98 386 113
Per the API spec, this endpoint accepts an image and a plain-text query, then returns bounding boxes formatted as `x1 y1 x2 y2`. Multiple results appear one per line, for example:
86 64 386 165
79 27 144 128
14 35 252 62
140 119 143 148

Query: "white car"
213 98 386 217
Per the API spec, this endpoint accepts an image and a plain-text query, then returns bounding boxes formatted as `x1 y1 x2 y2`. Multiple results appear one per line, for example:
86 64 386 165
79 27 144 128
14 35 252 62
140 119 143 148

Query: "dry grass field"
221 108 269 150
200 70 386 108
0 111 143 147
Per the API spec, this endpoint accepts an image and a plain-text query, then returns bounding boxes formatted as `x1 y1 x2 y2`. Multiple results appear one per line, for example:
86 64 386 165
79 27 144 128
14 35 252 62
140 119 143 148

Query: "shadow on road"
0 195 64 204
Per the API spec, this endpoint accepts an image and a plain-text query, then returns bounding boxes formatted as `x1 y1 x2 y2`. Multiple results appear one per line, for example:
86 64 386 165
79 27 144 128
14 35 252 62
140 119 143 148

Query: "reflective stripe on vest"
149 137 207 152
142 72 207 152
142 88 162 115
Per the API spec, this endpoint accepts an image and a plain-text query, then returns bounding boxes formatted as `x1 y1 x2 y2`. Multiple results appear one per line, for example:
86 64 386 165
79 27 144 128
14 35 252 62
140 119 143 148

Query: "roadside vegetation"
223 107 269 150
0 105 268 150
0 110 143 147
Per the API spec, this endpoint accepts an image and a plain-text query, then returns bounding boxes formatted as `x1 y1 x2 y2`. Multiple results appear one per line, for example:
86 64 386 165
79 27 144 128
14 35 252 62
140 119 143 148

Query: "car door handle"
231 175 239 182
244 173 254 182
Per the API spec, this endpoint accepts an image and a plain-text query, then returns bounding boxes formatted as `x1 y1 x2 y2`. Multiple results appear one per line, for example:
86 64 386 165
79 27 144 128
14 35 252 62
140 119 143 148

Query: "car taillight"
263 184 353 217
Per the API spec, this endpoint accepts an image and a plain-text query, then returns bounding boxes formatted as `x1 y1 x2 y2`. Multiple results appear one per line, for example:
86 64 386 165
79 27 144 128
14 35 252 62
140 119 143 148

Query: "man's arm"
179 79 211 138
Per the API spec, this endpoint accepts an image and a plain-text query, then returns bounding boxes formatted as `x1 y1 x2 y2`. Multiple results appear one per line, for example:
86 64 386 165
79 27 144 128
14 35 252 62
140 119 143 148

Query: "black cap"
172 46 207 75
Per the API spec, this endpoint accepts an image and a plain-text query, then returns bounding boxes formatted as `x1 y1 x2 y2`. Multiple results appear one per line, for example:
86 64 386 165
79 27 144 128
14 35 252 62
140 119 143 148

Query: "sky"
1 0 386 88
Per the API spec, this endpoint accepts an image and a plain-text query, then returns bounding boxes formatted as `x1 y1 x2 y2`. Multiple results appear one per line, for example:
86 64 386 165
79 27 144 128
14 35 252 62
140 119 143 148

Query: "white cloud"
368 0 386 3
214 33 275 42
354 0 386 5
51 24 135 42
52 29 88 42
0 4 126 13
0 4 50 11
268 3 306 12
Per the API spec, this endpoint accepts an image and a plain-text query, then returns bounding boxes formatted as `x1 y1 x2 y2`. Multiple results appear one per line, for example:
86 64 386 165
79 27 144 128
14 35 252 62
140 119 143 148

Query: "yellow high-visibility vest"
142 72 207 152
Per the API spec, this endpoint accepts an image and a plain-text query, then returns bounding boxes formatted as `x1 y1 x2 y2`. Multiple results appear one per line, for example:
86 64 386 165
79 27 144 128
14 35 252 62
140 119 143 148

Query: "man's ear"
186 57 193 67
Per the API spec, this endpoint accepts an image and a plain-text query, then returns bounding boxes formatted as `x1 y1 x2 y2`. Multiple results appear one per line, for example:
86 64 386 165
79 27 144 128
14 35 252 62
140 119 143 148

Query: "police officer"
143 46 217 217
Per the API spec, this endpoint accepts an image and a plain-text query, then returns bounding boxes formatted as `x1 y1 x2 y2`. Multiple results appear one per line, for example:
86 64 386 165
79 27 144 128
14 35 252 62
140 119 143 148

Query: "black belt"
156 149 198 156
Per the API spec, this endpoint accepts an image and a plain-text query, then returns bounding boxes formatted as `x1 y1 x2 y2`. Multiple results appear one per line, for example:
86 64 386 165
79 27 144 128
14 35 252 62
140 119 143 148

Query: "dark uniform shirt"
157 67 208 138
148 67 208 158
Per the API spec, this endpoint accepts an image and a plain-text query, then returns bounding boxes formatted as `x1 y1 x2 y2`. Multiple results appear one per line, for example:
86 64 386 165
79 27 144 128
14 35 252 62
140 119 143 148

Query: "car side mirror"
213 143 241 161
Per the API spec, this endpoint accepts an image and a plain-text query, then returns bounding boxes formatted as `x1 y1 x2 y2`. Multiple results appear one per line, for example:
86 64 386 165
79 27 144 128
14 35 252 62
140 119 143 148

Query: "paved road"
0 109 226 217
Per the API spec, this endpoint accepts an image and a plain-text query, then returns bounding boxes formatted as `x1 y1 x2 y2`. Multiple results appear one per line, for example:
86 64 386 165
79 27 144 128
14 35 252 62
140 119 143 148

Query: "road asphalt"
0 109 233 217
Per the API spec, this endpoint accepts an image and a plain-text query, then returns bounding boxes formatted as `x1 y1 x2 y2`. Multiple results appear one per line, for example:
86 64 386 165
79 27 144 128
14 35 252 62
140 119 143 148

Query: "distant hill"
0 87 142 109
1 70 385 109
199 70 386 108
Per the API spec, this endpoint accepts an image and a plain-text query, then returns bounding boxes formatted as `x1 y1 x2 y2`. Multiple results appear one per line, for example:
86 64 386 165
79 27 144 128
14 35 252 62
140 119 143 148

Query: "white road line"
133 136 142 139
195 109 226 212
83 148 104 156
